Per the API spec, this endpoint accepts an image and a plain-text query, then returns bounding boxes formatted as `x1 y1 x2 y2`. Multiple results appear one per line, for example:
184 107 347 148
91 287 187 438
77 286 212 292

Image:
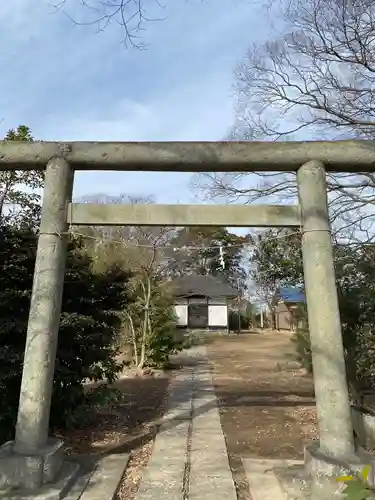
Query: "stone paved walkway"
135 345 237 500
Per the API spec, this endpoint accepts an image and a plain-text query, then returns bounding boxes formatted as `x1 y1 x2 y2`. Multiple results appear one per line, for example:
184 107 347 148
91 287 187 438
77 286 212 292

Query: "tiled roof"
171 274 239 299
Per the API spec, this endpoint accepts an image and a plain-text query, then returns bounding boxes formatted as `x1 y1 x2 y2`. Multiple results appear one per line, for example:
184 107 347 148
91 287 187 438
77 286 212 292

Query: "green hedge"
0 226 131 443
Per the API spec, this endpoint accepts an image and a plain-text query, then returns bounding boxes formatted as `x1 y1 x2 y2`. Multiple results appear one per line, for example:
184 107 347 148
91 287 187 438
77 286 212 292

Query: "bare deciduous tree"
52 0 167 48
74 192 175 371
194 0 375 242
74 192 174 273
53 0 272 48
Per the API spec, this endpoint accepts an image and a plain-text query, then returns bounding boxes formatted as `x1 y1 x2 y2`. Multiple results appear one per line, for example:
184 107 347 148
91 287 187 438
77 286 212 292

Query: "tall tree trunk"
125 311 139 366
0 183 11 220
138 277 151 370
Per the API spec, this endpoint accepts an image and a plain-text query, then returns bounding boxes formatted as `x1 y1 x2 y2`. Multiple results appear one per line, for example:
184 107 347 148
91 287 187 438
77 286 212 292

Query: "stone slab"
192 411 222 430
305 441 375 499
244 458 306 500
190 425 227 453
135 481 184 500
188 474 236 500
135 401 189 500
78 453 130 500
273 463 311 499
0 461 80 500
135 344 238 500
135 458 186 500
157 420 190 442
0 438 64 490
190 449 231 475
193 396 217 407
162 373 194 422
162 404 192 421
153 428 189 460
188 345 237 500
189 458 236 500
63 461 95 500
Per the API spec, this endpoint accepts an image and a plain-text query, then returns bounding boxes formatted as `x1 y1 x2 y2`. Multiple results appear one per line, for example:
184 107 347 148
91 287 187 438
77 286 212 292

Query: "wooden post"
14 157 74 454
297 160 354 458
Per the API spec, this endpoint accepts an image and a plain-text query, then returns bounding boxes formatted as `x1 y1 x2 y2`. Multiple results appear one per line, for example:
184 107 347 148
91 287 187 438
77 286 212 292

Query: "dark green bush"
147 305 183 368
0 227 36 443
0 226 132 443
291 245 375 396
121 277 184 369
291 304 312 372
292 327 313 373
228 310 250 331
338 245 375 393
145 282 183 368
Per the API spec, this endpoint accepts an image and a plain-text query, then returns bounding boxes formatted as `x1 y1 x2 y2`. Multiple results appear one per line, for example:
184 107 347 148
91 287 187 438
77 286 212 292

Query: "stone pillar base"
0 438 65 490
351 405 375 449
305 441 375 499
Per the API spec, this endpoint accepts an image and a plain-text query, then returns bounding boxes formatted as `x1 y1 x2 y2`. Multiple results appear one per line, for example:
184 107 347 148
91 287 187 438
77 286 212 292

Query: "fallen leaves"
206 330 318 500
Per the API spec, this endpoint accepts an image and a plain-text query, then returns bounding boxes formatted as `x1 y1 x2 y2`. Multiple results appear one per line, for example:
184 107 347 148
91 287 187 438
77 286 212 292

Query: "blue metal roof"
277 287 306 303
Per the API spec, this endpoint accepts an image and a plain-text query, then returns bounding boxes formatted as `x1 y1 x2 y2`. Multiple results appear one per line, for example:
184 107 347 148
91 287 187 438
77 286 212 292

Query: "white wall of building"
208 307 228 327
174 298 188 326
208 297 228 327
173 297 228 328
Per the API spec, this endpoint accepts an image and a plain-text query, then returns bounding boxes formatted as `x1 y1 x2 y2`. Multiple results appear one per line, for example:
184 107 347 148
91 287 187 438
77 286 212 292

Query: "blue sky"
0 0 269 203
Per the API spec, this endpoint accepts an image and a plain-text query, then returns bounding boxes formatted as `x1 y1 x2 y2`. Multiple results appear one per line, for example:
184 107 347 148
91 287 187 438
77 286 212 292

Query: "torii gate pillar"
298 161 372 498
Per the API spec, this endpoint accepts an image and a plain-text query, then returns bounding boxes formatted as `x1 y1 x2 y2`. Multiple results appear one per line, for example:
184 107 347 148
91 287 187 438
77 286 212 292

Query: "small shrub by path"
206 329 317 500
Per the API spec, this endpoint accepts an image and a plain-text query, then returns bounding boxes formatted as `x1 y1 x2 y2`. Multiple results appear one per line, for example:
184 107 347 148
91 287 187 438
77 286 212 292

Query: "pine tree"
0 125 43 226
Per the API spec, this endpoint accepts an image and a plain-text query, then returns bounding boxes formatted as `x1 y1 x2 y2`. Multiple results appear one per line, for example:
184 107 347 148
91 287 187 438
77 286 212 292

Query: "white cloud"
49 71 233 142
0 0 268 202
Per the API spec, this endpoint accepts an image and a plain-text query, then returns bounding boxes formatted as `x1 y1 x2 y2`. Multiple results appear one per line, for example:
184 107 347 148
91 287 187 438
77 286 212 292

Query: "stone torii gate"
0 140 374 499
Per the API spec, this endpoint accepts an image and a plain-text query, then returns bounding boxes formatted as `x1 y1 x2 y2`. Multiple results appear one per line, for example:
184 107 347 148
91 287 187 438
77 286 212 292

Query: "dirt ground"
206 329 317 500
55 371 171 500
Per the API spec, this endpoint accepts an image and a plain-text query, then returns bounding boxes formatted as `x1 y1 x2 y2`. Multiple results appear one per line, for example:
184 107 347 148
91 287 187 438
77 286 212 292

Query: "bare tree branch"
51 0 167 48
74 192 175 274
193 0 375 242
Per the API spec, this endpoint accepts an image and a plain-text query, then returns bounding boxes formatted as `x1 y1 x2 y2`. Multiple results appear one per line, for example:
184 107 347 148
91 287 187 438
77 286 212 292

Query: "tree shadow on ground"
57 375 170 457
94 351 316 457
